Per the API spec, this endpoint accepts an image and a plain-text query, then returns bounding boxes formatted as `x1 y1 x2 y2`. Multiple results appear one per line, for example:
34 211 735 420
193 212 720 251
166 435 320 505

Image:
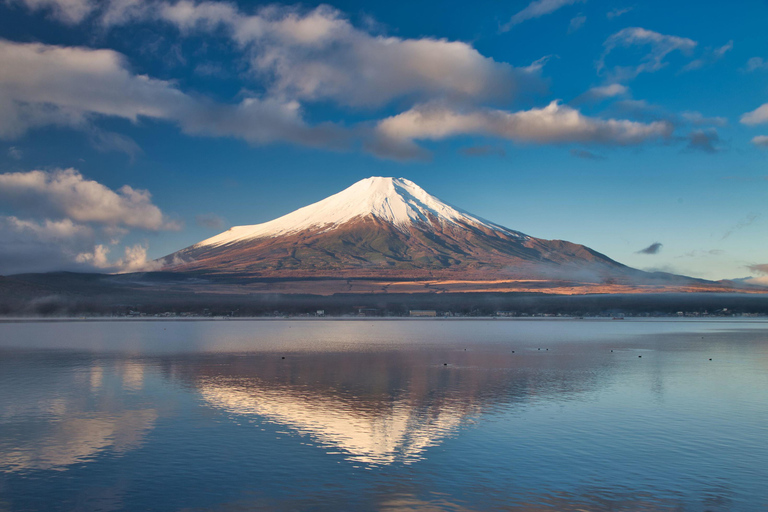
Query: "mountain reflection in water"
0 354 157 473
1 319 767 511
166 348 613 465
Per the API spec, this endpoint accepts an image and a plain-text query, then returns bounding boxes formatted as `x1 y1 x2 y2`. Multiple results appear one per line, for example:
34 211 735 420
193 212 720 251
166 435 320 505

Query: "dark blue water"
1 319 767 511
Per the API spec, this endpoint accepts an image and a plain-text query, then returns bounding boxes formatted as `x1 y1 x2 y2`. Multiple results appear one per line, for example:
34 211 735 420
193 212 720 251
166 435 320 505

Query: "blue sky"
0 0 766 282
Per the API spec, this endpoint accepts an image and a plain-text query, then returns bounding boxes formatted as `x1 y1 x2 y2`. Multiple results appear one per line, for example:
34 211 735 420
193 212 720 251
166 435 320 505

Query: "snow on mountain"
196 177 526 248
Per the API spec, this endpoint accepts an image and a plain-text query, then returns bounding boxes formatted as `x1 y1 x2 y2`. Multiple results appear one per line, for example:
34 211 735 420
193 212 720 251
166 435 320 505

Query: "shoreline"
1 316 766 323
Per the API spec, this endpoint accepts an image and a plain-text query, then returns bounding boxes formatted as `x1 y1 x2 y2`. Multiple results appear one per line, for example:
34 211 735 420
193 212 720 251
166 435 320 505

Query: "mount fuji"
161 176 636 282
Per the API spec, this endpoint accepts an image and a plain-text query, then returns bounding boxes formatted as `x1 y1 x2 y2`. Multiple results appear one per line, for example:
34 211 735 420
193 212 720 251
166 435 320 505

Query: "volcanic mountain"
162 176 637 282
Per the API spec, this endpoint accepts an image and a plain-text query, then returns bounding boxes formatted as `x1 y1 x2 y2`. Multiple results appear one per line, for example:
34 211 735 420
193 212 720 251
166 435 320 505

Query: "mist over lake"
1 319 767 511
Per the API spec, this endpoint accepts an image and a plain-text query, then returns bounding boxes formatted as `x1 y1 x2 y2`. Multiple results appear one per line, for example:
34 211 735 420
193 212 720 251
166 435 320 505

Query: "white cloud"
752 135 768 148
0 168 179 231
746 57 768 72
568 14 586 33
598 27 697 81
501 0 586 31
0 216 161 274
152 3 541 108
5 0 95 24
681 40 733 73
0 215 95 274
0 39 346 150
680 111 727 127
741 104 768 126
575 83 628 103
371 101 672 160
77 243 162 272
0 168 179 273
606 7 633 19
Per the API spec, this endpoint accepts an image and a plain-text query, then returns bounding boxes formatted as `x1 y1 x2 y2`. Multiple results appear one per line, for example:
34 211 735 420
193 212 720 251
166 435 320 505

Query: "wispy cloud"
573 83 629 104
745 57 768 72
751 135 768 148
680 41 733 73
7 146 22 160
195 213 226 230
748 264 768 275
636 242 663 255
570 148 605 160
606 7 633 19
598 27 697 81
501 0 586 31
568 14 586 34
686 129 722 153
721 213 759 240
678 249 724 258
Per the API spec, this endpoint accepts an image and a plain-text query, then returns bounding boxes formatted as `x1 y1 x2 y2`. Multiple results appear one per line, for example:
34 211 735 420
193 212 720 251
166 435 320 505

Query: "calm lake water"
1 318 767 511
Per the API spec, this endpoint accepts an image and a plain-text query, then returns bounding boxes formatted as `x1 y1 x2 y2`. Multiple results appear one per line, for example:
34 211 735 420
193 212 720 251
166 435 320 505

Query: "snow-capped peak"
196 177 524 247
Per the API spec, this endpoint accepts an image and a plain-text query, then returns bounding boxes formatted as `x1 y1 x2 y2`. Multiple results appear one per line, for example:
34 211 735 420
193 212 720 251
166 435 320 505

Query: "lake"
1 318 767 511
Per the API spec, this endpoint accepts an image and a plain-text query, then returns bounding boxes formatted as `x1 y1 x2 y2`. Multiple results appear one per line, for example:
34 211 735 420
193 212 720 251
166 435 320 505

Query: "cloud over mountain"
371 101 672 160
0 168 176 273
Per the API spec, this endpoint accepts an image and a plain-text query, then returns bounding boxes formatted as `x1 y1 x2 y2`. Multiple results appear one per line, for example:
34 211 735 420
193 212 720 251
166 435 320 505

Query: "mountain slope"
162 177 629 279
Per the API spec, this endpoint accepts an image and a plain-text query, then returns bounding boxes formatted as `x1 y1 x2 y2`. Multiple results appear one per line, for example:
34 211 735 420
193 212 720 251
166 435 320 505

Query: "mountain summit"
162 176 629 280
197 177 523 247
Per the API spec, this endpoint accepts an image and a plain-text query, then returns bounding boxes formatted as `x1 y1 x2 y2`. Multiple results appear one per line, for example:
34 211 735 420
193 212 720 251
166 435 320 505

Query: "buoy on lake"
281 356 285 359
638 355 642 358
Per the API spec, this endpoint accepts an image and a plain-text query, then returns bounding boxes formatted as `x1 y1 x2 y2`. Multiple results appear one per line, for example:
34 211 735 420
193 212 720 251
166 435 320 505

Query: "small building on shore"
409 310 437 317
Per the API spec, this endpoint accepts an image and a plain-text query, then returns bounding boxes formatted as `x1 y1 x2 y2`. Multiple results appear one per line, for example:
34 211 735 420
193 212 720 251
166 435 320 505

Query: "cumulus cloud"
636 242 663 255
0 168 179 230
152 3 541 108
76 243 162 272
0 169 179 274
751 135 768 148
501 0 585 31
598 27 697 81
370 101 672 160
0 38 346 150
0 215 96 274
741 103 768 126
743 264 768 286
